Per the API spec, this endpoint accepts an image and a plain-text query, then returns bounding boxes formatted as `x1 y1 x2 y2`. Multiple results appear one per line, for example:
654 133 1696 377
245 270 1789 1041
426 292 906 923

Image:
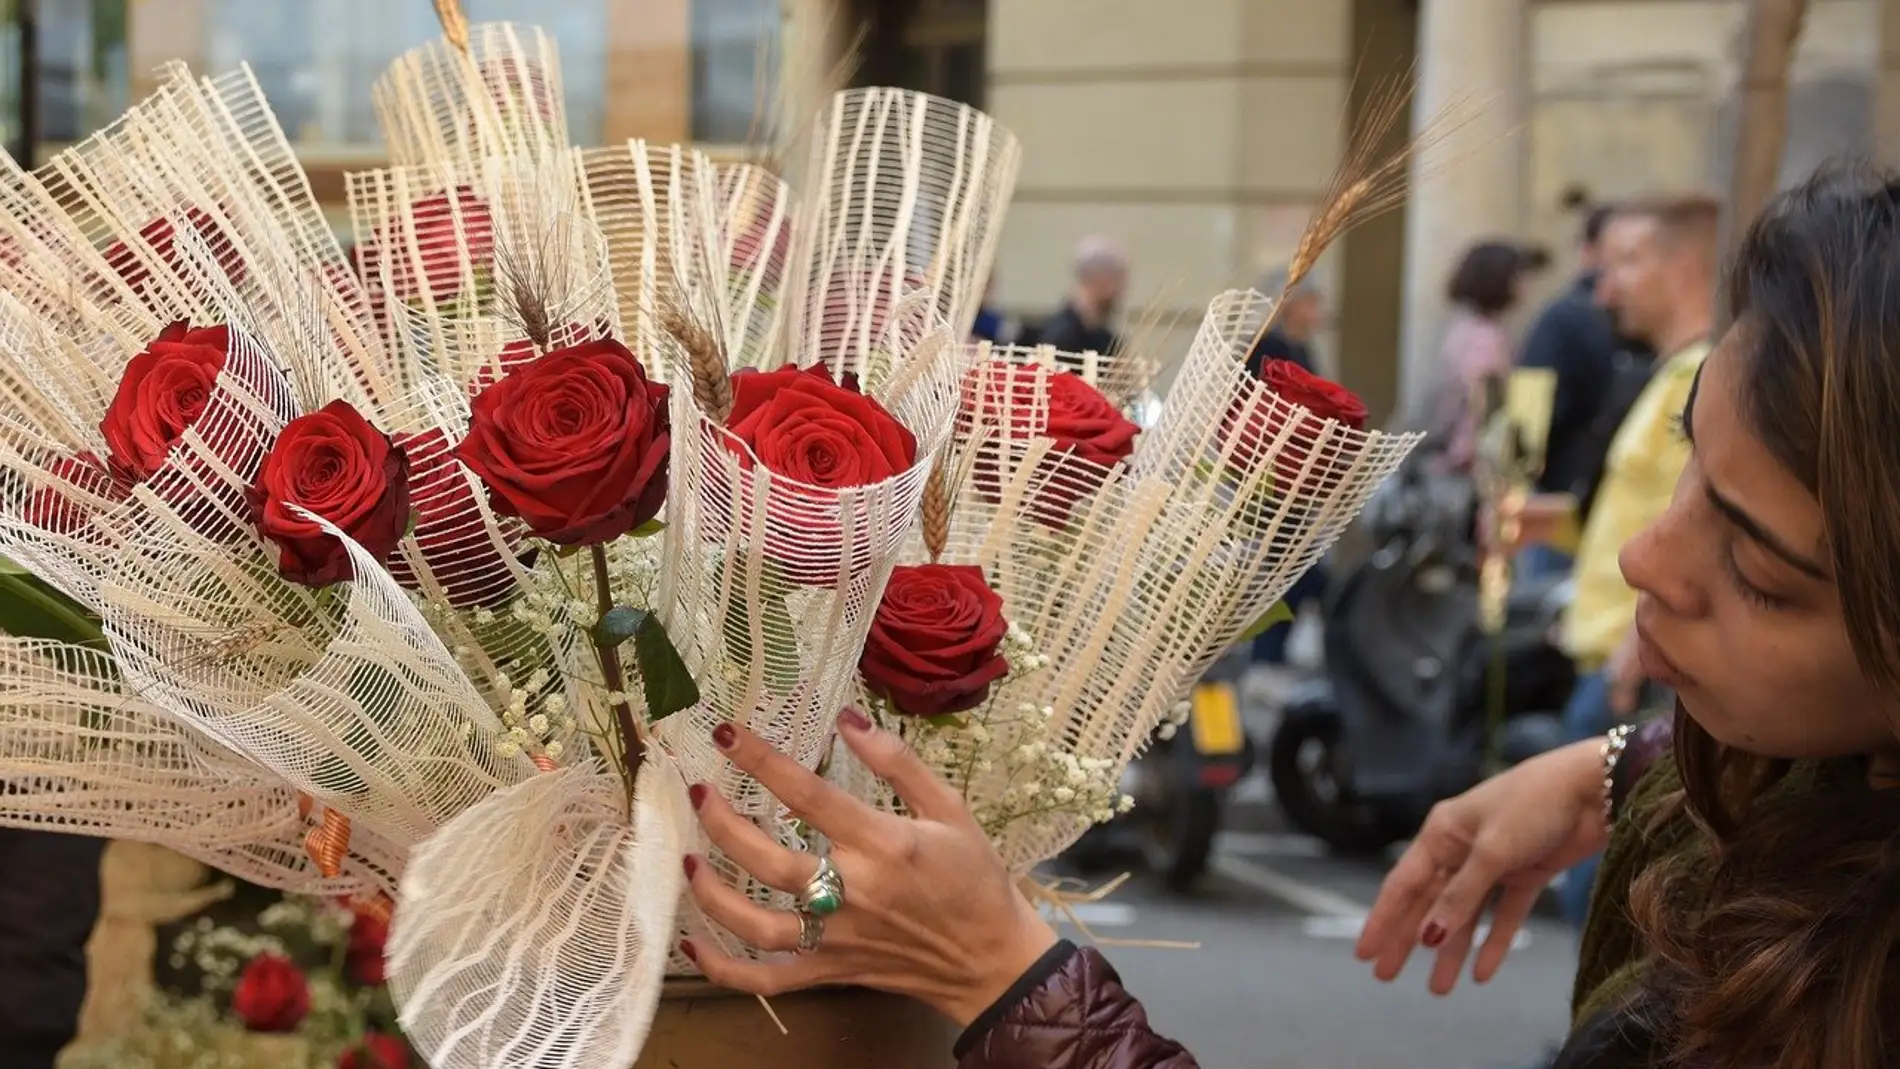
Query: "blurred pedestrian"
1032 235 1128 362
1245 267 1326 376
969 272 1018 346
1516 204 1656 579
1429 241 1534 472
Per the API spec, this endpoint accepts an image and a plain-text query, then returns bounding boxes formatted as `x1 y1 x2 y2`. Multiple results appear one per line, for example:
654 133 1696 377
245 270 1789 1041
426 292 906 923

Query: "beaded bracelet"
1600 723 1635 827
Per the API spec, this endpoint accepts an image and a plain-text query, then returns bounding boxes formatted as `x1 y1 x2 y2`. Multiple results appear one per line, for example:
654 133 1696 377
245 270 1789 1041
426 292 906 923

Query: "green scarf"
1569 752 1839 1026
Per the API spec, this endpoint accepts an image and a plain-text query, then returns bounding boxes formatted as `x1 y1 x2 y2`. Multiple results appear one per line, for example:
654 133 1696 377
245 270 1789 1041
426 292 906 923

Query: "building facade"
6 0 1900 421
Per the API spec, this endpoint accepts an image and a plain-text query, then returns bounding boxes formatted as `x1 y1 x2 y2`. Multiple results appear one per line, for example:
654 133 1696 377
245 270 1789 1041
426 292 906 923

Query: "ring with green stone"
797 856 846 918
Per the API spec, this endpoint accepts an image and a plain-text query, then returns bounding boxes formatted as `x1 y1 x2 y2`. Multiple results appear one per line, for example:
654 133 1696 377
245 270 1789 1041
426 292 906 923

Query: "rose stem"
591 544 646 781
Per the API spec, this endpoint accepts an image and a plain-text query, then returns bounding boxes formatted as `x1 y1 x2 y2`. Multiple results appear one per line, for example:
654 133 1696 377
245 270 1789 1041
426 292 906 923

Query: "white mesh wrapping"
579 143 792 379
0 637 402 896
389 760 691 1069
848 292 1424 872
374 23 568 168
782 88 1020 376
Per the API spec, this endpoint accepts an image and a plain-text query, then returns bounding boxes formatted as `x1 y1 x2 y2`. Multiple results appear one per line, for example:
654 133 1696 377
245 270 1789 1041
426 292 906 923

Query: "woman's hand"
681 708 1059 1027
1355 738 1608 994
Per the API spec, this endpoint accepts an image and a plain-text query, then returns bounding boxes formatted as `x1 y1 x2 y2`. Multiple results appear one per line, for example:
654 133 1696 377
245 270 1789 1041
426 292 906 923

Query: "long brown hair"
1623 165 1900 1068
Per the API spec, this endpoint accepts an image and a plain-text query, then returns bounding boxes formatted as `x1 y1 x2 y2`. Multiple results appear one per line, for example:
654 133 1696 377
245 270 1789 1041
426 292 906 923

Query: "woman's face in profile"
1618 335 1899 759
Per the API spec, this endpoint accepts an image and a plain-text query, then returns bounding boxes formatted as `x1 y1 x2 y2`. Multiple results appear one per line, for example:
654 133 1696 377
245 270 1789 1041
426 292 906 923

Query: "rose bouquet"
0 20 1010 1069
0 14 1424 1069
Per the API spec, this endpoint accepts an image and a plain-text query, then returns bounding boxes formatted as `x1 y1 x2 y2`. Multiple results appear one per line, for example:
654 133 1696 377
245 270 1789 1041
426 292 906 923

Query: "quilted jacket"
955 941 1199 1069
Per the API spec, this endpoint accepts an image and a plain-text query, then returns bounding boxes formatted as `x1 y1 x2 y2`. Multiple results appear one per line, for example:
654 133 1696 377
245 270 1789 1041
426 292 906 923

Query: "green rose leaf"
925 713 965 730
596 605 701 723
1238 599 1296 643
631 519 667 538
0 554 106 649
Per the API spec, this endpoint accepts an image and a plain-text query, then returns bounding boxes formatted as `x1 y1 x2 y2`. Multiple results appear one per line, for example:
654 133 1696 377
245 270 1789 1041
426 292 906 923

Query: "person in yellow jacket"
1507 192 1719 933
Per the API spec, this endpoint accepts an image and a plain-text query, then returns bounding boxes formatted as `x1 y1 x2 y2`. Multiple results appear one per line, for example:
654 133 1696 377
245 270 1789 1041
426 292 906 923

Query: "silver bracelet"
1601 723 1635 826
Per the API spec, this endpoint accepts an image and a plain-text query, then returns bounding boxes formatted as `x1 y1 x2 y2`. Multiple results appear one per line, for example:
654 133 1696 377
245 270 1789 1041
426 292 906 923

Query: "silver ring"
795 855 846 918
796 909 825 954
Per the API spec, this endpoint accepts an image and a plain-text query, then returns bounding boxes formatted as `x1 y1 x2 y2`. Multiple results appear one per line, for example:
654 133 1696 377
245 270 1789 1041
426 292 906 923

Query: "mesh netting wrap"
846 292 1425 872
388 760 691 1069
782 88 1021 377
0 636 404 897
374 22 568 168
579 143 792 381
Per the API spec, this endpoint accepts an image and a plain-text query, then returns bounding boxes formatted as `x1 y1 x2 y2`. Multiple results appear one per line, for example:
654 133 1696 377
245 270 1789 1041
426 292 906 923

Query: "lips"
1634 620 1691 690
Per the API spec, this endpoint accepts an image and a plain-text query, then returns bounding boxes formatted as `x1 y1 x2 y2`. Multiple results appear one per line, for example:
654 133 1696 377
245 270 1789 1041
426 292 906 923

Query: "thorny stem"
592 544 647 788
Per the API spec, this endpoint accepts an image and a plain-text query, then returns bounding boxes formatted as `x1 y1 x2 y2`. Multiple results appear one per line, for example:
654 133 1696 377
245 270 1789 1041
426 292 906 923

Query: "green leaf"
593 606 643 648
717 558 800 690
630 519 667 538
1238 599 1296 643
925 713 965 730
0 555 105 649
620 607 701 723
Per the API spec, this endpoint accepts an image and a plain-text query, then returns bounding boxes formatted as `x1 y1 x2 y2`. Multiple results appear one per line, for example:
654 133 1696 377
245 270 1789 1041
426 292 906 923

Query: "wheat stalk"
661 303 733 423
921 461 951 562
1246 64 1486 354
431 0 471 55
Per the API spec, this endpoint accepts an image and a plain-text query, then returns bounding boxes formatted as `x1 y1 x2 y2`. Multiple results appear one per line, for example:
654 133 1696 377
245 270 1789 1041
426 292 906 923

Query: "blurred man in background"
1246 267 1327 376
1512 192 1718 932
1516 204 1657 579
1032 234 1129 359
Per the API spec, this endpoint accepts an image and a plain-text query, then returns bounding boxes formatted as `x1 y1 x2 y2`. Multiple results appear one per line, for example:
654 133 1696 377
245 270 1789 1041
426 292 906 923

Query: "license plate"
1188 682 1245 756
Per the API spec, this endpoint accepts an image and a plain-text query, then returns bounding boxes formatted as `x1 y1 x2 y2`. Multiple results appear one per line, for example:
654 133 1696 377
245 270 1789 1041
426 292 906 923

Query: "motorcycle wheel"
1268 715 1408 856
1140 785 1223 892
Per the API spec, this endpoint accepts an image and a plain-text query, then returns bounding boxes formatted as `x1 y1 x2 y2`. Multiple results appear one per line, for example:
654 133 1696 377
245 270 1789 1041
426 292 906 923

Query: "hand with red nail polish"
1355 739 1610 995
680 709 1057 1029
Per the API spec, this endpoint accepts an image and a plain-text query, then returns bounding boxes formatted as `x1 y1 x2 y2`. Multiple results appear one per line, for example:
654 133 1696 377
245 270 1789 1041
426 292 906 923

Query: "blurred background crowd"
0 0 1880 1066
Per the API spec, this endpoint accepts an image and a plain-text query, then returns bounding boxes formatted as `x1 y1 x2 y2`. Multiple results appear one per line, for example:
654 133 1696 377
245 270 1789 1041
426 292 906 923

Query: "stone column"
1397 0 1529 418
1875 0 1900 164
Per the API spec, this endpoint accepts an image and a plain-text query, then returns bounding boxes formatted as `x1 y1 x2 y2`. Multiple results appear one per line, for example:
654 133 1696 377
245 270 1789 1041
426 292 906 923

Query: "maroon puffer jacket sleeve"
955 941 1199 1069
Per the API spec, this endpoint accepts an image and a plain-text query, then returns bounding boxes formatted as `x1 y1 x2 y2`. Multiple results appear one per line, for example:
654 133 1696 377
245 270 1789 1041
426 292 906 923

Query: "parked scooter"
1266 458 1576 854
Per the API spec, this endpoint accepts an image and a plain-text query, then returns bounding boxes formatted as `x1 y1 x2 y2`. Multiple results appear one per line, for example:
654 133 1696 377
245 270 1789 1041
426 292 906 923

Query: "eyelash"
1722 541 1789 610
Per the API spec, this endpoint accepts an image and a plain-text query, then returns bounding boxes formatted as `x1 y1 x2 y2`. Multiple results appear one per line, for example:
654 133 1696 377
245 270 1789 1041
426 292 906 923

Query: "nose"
1618 490 1708 621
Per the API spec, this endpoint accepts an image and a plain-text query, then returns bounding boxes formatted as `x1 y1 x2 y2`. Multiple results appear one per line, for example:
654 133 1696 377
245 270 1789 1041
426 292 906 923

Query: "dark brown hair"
1623 165 1900 1068
1445 240 1528 317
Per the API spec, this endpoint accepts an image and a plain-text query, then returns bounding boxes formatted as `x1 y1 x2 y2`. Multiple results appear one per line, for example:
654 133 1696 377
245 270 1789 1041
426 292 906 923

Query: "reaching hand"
680 709 1059 1027
1355 739 1608 994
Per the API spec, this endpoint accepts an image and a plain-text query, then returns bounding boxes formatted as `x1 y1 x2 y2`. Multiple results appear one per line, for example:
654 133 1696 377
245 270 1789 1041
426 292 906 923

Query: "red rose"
391 428 529 608
1225 360 1370 487
1259 359 1368 431
24 452 127 536
231 953 310 1033
860 564 1009 717
967 362 1139 524
338 1033 410 1069
100 321 233 482
103 206 247 295
249 400 411 588
726 363 917 488
367 186 494 305
345 905 390 987
457 338 670 546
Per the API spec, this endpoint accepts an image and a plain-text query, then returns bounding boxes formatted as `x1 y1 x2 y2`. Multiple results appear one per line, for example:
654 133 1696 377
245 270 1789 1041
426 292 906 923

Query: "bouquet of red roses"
0 21 1019 1069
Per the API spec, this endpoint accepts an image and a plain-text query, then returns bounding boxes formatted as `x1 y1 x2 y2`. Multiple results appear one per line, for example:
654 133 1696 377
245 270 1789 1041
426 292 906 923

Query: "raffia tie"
1017 873 1200 950
348 893 395 926
304 807 352 879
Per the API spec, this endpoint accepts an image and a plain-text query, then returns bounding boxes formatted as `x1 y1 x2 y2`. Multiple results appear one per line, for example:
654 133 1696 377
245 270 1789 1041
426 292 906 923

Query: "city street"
1046 808 1578 1069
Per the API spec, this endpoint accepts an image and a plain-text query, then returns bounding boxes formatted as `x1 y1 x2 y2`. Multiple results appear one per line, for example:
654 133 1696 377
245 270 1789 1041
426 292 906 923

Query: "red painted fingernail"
688 783 708 810
839 707 873 733
1421 922 1447 949
679 939 699 963
712 723 738 749
682 855 699 880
